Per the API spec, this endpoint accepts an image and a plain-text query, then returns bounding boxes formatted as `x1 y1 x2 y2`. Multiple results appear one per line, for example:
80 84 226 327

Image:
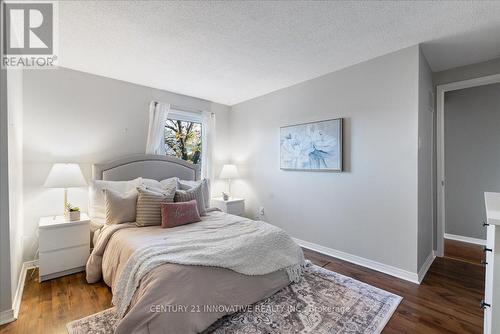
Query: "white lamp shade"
219 164 239 179
44 163 87 188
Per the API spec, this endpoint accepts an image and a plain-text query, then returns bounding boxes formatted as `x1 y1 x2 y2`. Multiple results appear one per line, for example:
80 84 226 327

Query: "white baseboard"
417 251 436 283
444 233 486 246
0 260 39 325
13 260 38 319
293 237 420 284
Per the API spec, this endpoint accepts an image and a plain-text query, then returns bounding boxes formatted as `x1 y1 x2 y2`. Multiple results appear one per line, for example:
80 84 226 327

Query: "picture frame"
280 118 343 172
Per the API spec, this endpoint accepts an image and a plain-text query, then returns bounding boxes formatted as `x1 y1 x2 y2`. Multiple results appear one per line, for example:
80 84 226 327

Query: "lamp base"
64 188 68 217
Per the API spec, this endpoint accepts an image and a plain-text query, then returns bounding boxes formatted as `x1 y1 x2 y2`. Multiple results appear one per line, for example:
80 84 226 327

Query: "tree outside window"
164 119 202 165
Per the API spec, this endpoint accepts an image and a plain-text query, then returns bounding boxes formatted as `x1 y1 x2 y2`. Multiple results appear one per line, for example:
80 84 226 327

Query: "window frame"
167 109 203 124
164 109 203 166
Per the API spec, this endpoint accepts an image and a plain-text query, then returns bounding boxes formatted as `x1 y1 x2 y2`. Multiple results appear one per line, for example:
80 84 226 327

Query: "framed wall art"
280 118 343 171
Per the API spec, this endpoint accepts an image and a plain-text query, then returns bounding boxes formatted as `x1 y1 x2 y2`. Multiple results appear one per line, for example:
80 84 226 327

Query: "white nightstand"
38 213 91 282
212 197 245 216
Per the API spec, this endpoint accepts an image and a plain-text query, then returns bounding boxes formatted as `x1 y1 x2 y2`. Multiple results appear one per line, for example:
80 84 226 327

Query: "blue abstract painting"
280 118 342 171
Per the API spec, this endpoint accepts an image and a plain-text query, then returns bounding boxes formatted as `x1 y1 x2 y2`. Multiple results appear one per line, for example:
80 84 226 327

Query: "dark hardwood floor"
318 250 485 333
0 269 112 334
0 247 485 334
444 238 485 265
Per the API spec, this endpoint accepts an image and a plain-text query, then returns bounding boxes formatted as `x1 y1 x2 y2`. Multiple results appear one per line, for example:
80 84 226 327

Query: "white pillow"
177 179 210 209
104 188 138 224
141 177 179 191
160 177 179 189
141 178 163 189
88 177 142 220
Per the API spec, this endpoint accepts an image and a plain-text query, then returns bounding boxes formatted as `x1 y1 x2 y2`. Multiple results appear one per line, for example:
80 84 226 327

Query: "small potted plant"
67 203 81 221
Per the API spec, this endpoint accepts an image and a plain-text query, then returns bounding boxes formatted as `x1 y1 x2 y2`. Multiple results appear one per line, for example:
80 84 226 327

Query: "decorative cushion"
177 178 210 209
160 177 179 190
89 178 142 220
141 178 163 189
136 186 176 227
161 200 201 228
174 184 207 216
104 188 137 224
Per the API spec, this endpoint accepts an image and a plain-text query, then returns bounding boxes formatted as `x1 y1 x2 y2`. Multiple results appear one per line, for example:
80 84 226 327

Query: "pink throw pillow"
161 200 201 228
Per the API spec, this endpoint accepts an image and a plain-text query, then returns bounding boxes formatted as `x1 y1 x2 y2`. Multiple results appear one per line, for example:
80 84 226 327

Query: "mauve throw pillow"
161 200 201 228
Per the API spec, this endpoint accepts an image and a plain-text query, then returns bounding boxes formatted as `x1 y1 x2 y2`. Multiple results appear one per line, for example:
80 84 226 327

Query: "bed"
85 154 304 334
89 155 201 247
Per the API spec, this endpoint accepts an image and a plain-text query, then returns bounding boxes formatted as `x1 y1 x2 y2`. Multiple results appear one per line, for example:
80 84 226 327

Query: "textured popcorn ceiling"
58 1 500 105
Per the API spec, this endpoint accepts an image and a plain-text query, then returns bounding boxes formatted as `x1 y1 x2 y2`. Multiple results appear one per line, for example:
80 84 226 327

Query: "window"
164 110 202 165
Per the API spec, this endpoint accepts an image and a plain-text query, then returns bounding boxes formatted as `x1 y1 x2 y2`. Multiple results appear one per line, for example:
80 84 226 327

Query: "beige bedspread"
86 212 292 334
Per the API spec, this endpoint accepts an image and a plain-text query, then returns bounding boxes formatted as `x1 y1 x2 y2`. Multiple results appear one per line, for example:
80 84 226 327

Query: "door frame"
436 73 500 257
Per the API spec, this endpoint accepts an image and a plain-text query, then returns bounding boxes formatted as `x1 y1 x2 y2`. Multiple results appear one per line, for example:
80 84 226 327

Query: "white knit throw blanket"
112 213 305 318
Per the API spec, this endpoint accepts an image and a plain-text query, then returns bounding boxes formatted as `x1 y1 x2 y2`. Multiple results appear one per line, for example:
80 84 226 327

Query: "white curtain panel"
201 111 216 180
145 102 170 155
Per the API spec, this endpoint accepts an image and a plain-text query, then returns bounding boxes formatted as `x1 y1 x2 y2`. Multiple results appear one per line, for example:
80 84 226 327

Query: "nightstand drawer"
39 245 89 277
212 197 245 216
225 201 245 216
39 223 89 252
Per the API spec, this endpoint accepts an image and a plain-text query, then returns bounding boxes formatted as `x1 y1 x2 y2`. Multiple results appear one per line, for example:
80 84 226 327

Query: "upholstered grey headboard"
92 154 200 181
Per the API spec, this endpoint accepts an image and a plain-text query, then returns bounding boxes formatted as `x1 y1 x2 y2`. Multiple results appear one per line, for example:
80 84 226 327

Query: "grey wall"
444 83 500 240
22 68 230 261
0 68 24 322
417 50 434 270
229 46 420 273
0 69 13 316
7 69 24 309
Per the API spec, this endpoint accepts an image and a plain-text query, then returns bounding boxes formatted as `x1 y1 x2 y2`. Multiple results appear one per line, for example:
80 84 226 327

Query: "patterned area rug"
67 264 401 334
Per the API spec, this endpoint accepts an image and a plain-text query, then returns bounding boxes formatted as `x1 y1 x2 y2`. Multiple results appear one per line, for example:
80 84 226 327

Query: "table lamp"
44 163 87 216
219 164 239 198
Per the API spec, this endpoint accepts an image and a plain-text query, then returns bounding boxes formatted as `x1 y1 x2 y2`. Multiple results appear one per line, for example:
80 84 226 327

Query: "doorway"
436 74 500 258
